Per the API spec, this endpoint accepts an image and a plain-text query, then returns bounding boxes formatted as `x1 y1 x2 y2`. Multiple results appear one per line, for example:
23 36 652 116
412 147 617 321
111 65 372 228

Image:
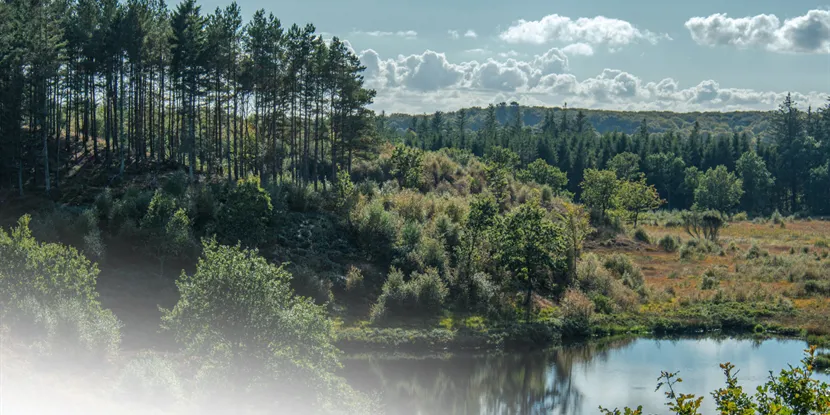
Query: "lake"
341 336 830 415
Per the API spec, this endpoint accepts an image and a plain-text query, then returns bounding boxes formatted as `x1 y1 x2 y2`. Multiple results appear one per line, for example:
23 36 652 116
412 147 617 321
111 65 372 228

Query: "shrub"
94 188 113 221
141 190 177 230
603 254 644 289
700 271 721 290
410 268 449 315
560 289 594 335
162 170 189 198
115 351 184 407
732 212 748 221
370 267 448 323
658 234 680 252
0 216 100 307
771 209 785 227
160 240 349 409
215 176 273 248
345 266 364 293
632 227 651 244
353 199 399 261
745 243 769 260
15 295 122 362
467 272 498 313
370 268 416 323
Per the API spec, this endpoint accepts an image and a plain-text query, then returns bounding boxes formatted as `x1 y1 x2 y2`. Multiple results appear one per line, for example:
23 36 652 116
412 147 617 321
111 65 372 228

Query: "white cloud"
449 29 478 40
355 46 826 114
685 9 830 53
499 14 670 49
354 30 418 39
562 43 595 56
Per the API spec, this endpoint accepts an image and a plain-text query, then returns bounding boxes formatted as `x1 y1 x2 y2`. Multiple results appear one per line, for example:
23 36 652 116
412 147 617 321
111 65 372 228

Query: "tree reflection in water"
341 337 637 415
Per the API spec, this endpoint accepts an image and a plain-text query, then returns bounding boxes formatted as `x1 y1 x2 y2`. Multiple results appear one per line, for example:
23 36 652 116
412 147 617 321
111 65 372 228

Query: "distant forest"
377 95 830 215
385 105 773 139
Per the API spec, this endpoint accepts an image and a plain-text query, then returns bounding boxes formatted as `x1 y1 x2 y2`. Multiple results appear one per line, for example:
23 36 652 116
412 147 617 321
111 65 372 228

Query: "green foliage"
391 144 424 189
737 151 775 214
632 227 651 244
518 158 568 190
0 215 100 308
658 234 681 252
215 176 273 247
160 239 353 409
560 288 594 336
115 351 184 407
602 347 830 415
603 253 645 291
606 152 642 181
580 169 620 220
694 165 744 213
353 199 399 261
682 210 726 242
141 190 178 230
494 198 567 318
345 266 364 293
618 177 664 227
370 267 448 323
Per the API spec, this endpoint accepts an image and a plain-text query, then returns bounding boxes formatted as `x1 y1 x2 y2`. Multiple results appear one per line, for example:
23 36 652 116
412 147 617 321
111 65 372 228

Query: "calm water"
341 337 830 415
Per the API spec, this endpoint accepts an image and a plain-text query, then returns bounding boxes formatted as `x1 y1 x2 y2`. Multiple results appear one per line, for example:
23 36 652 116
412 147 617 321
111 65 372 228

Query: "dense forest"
2 0 830 413
0 0 375 196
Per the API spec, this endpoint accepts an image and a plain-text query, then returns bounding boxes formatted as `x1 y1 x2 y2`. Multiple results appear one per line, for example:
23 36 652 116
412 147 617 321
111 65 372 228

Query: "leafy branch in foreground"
599 346 830 415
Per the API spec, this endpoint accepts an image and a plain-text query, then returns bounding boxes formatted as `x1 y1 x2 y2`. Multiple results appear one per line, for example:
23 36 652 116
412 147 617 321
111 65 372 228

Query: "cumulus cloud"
499 14 669 49
685 9 830 53
357 46 569 94
562 43 595 56
355 47 826 114
449 29 478 39
353 30 418 39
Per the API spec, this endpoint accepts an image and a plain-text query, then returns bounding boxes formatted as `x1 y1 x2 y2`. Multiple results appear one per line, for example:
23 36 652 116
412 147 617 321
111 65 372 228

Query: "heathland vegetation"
1 0 830 412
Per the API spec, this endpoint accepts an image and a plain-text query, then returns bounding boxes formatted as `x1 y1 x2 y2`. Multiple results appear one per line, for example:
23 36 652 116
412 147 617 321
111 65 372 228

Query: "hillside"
385 105 773 138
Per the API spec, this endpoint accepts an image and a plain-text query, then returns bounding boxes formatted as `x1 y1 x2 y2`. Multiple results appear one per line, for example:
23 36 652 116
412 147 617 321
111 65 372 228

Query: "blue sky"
198 0 829 113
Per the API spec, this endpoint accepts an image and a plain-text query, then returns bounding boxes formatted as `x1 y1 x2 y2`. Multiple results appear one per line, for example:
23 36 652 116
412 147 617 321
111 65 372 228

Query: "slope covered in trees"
0 0 375 197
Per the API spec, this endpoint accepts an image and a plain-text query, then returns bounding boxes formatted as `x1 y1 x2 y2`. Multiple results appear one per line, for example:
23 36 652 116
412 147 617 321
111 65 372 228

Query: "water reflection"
341 336 828 415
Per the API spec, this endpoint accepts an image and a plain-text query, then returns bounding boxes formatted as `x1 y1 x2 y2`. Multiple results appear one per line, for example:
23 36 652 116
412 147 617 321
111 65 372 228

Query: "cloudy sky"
200 0 829 114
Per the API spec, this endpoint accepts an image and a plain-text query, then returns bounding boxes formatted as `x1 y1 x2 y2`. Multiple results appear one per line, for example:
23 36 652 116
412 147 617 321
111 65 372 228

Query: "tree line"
390 96 830 216
0 0 375 195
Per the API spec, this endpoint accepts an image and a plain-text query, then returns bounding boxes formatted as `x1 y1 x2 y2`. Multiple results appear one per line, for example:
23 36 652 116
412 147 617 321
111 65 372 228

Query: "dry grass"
587 220 830 330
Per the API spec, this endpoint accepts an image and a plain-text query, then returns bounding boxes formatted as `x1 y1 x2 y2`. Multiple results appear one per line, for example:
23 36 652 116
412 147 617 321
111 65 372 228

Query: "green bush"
345 266 364 293
160 239 362 410
94 188 113 221
560 289 594 336
15 295 121 362
632 227 651 244
162 170 189 198
370 267 448 323
215 176 273 248
353 199 399 261
658 234 680 252
115 351 183 407
603 254 644 289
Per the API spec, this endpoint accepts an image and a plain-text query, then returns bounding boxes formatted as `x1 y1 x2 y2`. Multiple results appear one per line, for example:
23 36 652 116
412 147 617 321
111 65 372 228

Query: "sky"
195 0 830 114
